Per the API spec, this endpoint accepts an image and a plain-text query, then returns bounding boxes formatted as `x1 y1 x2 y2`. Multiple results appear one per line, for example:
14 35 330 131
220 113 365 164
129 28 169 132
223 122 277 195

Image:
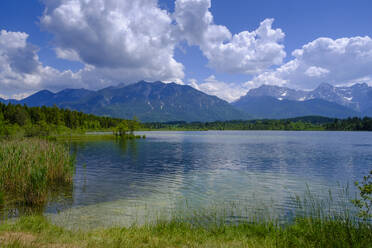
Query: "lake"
42 131 372 229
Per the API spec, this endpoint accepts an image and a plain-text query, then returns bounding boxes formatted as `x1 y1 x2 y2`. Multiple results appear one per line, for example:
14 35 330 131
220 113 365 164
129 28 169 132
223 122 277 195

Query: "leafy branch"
352 170 372 220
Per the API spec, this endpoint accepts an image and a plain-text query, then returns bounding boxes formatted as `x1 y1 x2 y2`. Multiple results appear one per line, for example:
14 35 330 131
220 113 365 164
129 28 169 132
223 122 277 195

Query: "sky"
1 0 372 101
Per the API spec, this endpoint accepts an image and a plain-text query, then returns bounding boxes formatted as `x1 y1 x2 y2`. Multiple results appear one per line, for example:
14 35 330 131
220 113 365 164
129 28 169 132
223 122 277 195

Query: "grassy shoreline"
1 182 371 247
0 215 371 248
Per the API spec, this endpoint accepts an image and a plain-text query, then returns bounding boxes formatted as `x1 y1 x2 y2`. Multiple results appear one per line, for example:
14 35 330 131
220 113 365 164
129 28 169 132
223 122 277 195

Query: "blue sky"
1 0 372 101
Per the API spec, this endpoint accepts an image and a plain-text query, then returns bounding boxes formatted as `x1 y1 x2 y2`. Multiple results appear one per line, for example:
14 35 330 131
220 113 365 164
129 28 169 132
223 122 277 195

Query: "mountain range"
0 81 246 122
1 81 371 122
233 83 372 119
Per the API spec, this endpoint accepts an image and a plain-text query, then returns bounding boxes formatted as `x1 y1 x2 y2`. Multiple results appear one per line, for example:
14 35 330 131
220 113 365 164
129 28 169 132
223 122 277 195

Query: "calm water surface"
44 131 372 228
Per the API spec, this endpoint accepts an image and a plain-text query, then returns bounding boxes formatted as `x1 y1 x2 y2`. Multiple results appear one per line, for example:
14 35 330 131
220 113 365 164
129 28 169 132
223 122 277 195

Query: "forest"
1 102 372 138
144 116 372 131
0 102 139 138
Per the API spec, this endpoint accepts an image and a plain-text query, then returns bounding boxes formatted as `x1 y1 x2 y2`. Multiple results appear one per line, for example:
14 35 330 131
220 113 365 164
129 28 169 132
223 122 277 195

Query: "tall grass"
0 191 3 205
0 138 75 206
0 212 371 247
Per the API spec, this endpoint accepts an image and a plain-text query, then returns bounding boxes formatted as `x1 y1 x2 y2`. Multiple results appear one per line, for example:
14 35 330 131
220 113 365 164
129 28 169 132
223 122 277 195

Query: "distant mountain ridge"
234 83 372 118
1 81 248 122
1 81 370 121
242 83 372 112
233 96 359 119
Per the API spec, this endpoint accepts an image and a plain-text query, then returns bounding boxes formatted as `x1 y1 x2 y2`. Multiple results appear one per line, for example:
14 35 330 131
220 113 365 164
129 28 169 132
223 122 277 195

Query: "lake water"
44 131 371 229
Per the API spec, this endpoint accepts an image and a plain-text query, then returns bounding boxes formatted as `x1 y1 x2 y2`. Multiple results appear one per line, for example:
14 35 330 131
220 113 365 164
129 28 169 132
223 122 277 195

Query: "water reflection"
42 131 372 229
0 183 73 223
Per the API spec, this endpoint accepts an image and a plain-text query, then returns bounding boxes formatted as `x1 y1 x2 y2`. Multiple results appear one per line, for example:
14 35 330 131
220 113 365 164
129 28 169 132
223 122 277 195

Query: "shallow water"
40 131 372 228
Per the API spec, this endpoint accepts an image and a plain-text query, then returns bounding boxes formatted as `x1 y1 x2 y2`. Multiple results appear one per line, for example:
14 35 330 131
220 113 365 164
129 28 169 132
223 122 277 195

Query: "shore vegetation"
143 116 372 131
0 138 75 206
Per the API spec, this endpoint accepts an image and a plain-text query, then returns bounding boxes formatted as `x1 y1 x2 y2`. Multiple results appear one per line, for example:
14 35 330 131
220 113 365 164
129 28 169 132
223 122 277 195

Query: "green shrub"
352 170 372 220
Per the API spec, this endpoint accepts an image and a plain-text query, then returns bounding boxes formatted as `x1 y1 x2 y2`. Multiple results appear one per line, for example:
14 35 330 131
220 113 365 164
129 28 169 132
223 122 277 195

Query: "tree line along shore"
1 102 372 138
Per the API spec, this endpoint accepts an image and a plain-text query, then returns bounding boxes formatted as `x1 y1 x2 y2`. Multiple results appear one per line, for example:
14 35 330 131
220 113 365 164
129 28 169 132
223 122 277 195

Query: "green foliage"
144 118 326 131
144 117 372 131
115 118 142 139
325 117 372 131
0 124 25 139
352 170 372 220
128 117 140 134
116 121 129 136
0 102 141 138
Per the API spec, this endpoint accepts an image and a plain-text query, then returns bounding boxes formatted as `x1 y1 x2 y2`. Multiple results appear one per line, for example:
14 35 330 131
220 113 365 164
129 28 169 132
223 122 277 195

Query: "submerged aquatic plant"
0 138 75 206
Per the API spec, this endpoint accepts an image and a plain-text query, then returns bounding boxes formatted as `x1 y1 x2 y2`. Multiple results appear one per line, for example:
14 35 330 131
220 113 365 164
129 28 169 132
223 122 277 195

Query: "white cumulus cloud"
188 75 249 102
0 30 45 98
174 0 286 74
0 0 289 99
0 0 187 98
40 0 184 84
0 30 95 98
249 36 372 90
305 66 330 77
4 0 372 102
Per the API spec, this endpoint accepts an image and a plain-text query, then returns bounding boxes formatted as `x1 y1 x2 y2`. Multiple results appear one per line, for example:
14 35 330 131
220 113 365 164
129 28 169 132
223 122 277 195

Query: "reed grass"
0 138 75 206
0 191 4 205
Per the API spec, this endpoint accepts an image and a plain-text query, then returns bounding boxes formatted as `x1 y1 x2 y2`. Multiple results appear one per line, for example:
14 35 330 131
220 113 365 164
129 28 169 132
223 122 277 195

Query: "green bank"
0 210 371 248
